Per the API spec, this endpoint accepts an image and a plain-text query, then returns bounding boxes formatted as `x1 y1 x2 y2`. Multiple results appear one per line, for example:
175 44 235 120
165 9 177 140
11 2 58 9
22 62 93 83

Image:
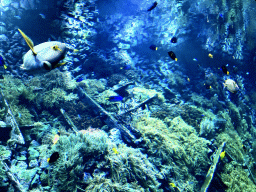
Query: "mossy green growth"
221 163 256 192
133 116 210 191
42 88 78 108
106 144 163 192
85 175 145 192
0 145 11 160
10 105 34 125
0 161 8 188
45 130 108 192
131 87 165 102
79 78 106 96
97 90 119 105
0 75 33 105
215 131 244 163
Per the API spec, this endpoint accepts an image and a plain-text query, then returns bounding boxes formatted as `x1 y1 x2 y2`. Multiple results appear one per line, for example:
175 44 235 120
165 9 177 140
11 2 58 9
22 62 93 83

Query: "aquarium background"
0 0 256 191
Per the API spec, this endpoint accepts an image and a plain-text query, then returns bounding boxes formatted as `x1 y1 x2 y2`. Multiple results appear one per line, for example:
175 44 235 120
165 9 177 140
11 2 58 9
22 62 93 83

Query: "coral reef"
42 130 108 191
133 116 210 191
106 144 163 192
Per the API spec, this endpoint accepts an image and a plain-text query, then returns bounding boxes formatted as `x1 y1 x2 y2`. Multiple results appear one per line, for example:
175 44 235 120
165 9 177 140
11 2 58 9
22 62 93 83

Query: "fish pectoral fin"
18 29 37 55
43 61 52 70
53 61 67 69
20 64 26 70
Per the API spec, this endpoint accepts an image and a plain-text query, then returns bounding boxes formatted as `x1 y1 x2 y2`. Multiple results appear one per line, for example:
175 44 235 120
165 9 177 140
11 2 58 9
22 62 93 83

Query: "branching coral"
199 117 215 136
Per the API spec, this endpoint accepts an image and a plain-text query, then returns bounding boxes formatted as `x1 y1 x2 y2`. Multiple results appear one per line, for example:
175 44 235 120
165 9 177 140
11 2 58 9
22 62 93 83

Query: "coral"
65 101 103 129
124 70 138 81
43 130 108 191
85 175 143 192
79 78 106 96
131 87 165 102
42 88 78 108
0 161 8 188
221 164 256 192
190 93 213 109
215 131 244 163
0 145 11 160
199 117 215 136
133 116 210 191
108 74 127 87
10 161 39 191
107 144 163 191
10 105 34 125
0 75 29 105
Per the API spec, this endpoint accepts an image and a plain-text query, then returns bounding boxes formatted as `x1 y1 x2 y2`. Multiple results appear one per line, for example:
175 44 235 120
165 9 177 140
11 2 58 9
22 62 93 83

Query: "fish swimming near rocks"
18 29 66 72
223 79 239 93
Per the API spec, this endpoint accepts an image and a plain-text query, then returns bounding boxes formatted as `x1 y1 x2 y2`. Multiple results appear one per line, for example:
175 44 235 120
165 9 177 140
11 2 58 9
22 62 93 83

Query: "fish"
47 152 60 163
112 148 119 154
220 151 225 160
220 65 229 75
14 15 21 19
170 37 177 43
73 49 79 53
39 13 46 19
105 96 123 102
120 65 131 70
193 58 198 61
0 56 7 69
76 77 84 82
168 51 178 61
149 44 158 51
169 183 177 188
208 53 213 58
79 16 86 22
18 29 66 72
52 134 60 145
147 1 158 11
187 77 190 82
204 83 212 89
223 79 239 93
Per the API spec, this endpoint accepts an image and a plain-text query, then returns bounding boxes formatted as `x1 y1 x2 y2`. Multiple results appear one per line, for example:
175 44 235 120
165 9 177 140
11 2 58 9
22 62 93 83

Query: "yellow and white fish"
223 79 239 93
18 29 66 72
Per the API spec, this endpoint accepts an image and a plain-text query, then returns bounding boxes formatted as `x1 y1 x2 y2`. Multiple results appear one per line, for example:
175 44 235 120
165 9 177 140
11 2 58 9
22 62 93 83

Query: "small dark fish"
141 103 146 110
168 51 177 61
149 44 158 51
106 96 123 102
0 56 7 69
170 37 177 43
221 65 229 75
0 56 4 66
47 152 59 163
76 77 84 82
147 1 158 11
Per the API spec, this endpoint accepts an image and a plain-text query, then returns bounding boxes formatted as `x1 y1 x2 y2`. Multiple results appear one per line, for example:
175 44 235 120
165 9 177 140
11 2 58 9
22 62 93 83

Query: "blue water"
0 0 255 191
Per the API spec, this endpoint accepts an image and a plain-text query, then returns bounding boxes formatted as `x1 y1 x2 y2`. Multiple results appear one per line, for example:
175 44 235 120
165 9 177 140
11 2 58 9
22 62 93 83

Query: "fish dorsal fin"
18 29 37 55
